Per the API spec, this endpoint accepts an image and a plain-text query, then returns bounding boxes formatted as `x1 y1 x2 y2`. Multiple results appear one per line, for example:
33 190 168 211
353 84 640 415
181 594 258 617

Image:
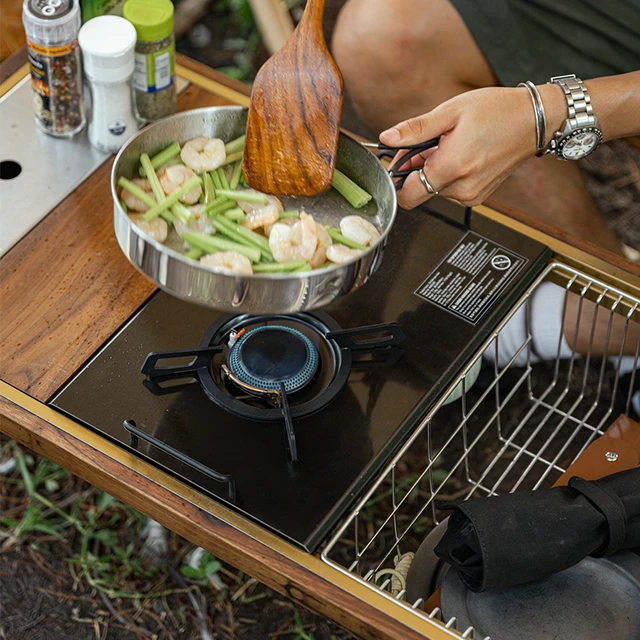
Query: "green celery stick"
140 153 167 204
210 169 222 191
327 228 368 252
171 202 192 225
220 151 243 167
181 232 261 263
204 200 236 217
217 167 230 190
215 189 268 204
252 261 308 273
332 168 373 209
225 135 245 155
229 161 243 191
224 208 246 223
143 176 201 221
118 177 157 208
279 210 299 219
139 142 181 177
203 172 215 205
185 247 205 260
214 216 271 251
210 218 273 261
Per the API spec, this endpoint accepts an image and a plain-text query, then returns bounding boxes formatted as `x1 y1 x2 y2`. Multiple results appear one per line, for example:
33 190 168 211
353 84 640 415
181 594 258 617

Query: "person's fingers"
389 147 438 172
380 106 455 147
396 171 431 210
396 169 450 210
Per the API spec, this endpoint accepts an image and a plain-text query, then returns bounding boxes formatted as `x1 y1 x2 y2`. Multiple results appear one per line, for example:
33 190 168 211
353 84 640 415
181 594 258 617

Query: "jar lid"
78 16 137 82
123 0 174 42
23 0 81 48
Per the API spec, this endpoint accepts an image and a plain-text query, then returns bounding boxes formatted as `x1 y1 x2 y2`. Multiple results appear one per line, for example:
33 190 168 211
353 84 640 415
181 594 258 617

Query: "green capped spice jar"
123 0 176 122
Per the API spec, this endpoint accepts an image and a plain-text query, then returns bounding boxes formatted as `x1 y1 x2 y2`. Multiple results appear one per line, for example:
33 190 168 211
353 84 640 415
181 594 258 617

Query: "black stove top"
51 199 550 551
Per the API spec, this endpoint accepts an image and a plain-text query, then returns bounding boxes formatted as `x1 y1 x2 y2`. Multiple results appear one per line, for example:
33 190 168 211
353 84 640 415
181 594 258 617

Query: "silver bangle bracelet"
518 81 547 156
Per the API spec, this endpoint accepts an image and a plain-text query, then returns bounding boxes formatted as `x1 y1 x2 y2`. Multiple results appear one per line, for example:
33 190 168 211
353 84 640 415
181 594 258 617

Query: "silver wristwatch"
545 74 602 160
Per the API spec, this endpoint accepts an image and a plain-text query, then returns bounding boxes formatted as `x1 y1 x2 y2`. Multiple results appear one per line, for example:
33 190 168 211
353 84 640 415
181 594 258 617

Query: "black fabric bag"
434 467 640 592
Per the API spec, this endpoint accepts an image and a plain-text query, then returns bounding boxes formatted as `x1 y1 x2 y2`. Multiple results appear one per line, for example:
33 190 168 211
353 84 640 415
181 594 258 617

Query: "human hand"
381 84 565 209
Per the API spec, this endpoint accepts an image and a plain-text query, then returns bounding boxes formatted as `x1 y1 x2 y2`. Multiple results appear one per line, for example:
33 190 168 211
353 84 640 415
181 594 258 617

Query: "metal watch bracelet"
544 74 602 157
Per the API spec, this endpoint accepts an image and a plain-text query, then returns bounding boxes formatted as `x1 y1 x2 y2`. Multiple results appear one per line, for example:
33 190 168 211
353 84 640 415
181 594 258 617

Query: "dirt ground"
0 548 350 640
2 2 639 640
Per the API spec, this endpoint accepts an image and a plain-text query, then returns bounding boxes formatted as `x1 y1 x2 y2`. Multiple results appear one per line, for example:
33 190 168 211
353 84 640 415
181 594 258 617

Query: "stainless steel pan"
111 106 397 313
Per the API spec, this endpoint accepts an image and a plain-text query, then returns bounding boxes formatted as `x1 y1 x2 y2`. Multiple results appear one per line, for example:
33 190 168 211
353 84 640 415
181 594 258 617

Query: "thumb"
380 106 454 146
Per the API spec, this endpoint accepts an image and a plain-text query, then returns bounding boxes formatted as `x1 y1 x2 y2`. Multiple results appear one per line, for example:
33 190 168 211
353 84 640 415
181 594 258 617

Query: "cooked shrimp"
181 136 226 173
120 178 152 212
129 214 169 244
264 216 296 237
269 212 318 263
174 205 216 237
340 215 380 247
158 164 202 204
326 244 362 264
200 251 252 276
239 191 284 231
309 222 332 269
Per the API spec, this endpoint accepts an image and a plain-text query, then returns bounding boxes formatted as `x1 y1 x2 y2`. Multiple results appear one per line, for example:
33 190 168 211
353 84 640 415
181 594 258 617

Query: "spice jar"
22 0 85 137
78 16 138 152
123 0 177 122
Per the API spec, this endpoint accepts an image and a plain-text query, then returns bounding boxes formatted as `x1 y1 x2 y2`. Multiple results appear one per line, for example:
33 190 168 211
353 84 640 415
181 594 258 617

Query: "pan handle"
123 419 237 502
327 322 406 351
381 138 440 191
141 347 222 378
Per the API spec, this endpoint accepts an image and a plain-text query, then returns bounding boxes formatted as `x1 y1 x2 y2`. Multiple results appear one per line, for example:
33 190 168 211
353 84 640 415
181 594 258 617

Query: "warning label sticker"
414 232 528 324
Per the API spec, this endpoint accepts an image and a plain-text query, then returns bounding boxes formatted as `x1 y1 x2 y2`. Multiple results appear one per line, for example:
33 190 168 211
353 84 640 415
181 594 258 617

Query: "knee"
332 0 432 85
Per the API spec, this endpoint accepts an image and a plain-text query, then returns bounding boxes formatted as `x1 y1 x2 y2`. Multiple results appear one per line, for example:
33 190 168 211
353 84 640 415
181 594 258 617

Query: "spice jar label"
133 45 175 93
28 51 52 128
27 39 83 135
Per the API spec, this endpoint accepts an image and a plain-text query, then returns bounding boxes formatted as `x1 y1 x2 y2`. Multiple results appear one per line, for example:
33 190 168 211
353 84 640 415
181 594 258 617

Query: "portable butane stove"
52 199 550 551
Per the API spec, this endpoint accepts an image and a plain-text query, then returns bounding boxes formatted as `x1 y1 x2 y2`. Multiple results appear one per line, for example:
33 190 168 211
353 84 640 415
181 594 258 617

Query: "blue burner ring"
229 325 319 394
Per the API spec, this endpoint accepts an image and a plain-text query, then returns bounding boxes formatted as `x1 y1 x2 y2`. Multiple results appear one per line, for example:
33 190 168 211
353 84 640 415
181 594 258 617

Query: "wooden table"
2 52 640 640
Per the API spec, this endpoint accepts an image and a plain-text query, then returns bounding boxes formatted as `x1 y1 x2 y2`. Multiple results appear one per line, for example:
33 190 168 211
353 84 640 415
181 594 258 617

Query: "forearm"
537 71 640 143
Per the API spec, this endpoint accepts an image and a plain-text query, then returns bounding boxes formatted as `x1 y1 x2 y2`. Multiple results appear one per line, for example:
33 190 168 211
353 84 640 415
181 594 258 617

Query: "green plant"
293 610 315 640
0 444 188 601
215 0 261 80
181 549 223 585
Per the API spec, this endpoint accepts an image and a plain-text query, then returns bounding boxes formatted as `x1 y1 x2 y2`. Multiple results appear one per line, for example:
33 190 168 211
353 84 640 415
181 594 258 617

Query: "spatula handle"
300 0 327 28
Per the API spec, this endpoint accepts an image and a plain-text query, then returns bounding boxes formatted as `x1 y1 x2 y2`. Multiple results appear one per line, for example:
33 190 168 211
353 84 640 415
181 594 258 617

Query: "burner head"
229 325 319 394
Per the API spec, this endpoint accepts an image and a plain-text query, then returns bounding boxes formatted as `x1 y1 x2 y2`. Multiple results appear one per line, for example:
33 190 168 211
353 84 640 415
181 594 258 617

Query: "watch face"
558 127 602 160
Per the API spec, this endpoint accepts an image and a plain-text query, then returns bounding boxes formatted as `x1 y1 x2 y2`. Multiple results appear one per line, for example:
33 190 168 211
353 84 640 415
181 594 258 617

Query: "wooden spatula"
243 0 344 197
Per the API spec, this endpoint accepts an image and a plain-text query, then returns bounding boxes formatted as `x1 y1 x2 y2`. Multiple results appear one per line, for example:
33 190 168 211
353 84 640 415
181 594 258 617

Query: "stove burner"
229 326 318 394
141 313 407 464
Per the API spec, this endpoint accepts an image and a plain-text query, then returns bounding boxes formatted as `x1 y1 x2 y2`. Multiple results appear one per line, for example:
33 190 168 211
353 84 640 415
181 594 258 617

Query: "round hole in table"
0 160 22 180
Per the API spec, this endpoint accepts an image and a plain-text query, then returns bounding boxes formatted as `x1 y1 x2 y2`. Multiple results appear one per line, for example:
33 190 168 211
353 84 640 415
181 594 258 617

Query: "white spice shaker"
78 16 139 152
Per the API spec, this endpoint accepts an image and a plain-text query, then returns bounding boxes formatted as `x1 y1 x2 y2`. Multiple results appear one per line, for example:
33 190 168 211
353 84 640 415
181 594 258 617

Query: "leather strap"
568 476 627 556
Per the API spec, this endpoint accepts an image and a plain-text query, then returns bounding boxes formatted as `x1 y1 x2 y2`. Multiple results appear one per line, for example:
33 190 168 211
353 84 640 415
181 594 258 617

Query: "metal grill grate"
321 261 640 639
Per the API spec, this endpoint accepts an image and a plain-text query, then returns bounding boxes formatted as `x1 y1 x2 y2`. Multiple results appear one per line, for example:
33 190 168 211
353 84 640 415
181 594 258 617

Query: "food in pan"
117 136 378 275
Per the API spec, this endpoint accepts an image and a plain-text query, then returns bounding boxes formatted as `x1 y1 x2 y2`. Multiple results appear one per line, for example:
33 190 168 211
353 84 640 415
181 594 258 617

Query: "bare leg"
494 158 624 255
332 0 623 254
565 293 640 357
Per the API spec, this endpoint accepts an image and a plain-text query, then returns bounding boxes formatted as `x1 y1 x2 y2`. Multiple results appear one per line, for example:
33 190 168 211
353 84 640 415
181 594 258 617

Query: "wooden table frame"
2 51 640 640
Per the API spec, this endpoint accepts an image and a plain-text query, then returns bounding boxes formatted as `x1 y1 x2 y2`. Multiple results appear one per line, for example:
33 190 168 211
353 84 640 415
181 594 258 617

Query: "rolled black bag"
434 467 640 592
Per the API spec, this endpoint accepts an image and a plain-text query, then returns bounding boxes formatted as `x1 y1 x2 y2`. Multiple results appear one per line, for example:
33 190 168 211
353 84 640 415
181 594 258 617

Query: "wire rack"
321 261 640 640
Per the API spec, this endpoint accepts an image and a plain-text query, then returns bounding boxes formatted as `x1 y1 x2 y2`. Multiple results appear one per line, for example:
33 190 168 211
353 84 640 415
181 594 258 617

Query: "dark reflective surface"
51 200 550 551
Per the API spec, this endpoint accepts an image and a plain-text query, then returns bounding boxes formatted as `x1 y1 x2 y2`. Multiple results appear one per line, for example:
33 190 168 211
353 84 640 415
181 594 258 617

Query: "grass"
0 439 353 639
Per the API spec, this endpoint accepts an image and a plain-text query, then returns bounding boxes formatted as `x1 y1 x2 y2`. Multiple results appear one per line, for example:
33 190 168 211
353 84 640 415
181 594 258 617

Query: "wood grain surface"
243 0 344 196
485 196 640 278
0 84 233 402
